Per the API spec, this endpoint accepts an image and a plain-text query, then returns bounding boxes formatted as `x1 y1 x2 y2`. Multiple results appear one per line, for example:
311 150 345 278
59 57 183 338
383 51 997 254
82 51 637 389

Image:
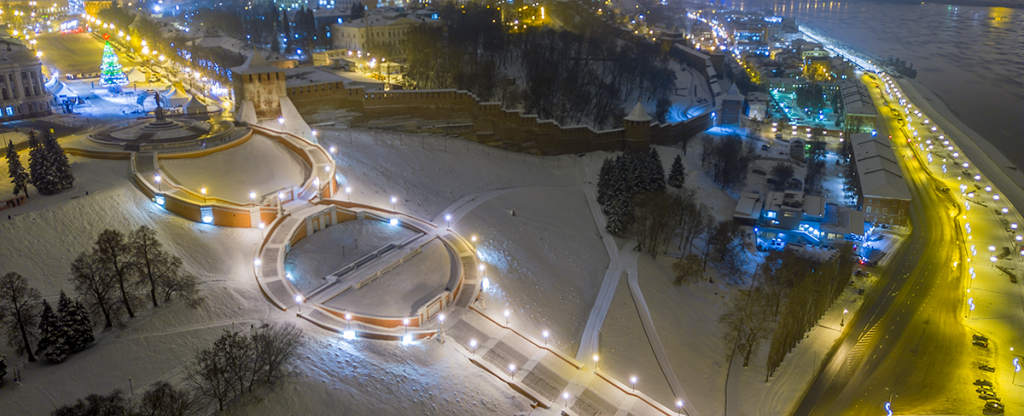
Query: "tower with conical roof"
623 101 652 152
720 82 744 126
230 51 286 119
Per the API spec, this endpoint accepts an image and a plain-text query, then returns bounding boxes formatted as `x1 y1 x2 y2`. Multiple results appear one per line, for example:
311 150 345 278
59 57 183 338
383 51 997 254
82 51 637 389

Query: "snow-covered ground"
1 116 865 415
158 134 309 202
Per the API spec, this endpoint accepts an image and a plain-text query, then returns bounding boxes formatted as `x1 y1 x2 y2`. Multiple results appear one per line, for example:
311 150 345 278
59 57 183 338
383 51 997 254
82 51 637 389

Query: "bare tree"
95 229 138 318
632 192 676 258
671 254 702 285
0 272 43 362
250 322 305 385
186 322 305 411
721 288 775 367
186 339 234 411
51 390 132 416
136 381 205 416
129 226 201 307
70 251 121 329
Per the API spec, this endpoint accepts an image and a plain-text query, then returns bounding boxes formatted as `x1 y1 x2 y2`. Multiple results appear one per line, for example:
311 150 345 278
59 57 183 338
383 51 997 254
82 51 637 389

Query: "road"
34 31 107 76
793 73 982 415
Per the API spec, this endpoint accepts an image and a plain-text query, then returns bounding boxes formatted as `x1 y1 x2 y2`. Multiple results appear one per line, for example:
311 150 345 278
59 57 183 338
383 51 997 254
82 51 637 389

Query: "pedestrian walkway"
446 308 684 416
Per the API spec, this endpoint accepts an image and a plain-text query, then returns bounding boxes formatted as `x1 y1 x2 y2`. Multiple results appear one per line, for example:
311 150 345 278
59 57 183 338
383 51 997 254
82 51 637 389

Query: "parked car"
976 386 993 393
974 334 989 343
984 401 1004 413
975 379 993 387
979 364 995 372
979 393 999 401
974 340 989 348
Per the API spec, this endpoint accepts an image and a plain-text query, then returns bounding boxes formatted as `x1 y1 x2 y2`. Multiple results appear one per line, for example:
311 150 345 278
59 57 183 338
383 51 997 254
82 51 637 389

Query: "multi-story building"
850 132 911 227
0 37 53 122
839 79 877 133
330 9 440 60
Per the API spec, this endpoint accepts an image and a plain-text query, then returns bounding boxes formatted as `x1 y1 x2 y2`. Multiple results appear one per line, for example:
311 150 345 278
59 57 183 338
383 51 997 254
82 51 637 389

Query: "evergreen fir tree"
58 292 94 353
5 140 30 197
44 133 74 191
597 157 615 207
668 154 685 188
37 300 69 362
605 169 633 236
100 41 128 87
648 148 666 191
28 131 60 195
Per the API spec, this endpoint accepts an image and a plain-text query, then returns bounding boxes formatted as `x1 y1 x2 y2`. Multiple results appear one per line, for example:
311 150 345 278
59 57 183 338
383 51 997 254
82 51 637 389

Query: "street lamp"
403 318 410 334
391 196 398 211
563 392 570 409
592 354 599 371
542 330 549 347
676 399 683 416
249 191 256 205
445 214 451 228
503 309 510 326
842 309 848 327
345 186 352 201
438 313 445 342
508 363 516 376
154 174 162 191
345 313 352 330
295 294 304 313
469 339 478 355
630 375 637 392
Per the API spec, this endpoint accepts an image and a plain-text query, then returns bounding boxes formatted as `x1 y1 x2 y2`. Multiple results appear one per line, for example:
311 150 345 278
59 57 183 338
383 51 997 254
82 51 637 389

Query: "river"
711 0 1024 169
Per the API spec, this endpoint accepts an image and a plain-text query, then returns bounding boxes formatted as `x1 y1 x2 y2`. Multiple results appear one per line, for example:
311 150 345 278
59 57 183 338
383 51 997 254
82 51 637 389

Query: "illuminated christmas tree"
100 41 128 88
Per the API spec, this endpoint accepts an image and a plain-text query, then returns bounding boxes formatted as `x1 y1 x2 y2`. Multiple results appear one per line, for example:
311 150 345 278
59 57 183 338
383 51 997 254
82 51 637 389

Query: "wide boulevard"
793 73 997 415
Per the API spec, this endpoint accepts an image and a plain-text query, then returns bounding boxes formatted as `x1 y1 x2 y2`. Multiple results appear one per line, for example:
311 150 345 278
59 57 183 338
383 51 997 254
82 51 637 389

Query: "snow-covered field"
158 134 309 202
0 119 861 415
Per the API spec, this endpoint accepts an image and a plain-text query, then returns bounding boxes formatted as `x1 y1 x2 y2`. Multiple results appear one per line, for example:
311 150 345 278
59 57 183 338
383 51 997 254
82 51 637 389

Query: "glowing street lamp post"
562 392 570 409
345 186 352 202
592 354 599 371
438 313 445 343
294 294 304 314
630 376 637 392
445 214 452 229
469 339 478 355
391 196 398 211
676 400 683 416
542 330 549 347
200 187 207 204
503 309 510 326
154 174 162 192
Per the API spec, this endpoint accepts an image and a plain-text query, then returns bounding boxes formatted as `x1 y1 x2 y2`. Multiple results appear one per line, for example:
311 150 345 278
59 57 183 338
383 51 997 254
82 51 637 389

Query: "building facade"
0 38 53 122
849 133 911 226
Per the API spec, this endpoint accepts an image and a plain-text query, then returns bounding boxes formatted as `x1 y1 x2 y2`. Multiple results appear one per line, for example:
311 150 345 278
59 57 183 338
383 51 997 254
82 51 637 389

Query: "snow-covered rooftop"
850 133 911 200
230 51 282 75
624 102 652 122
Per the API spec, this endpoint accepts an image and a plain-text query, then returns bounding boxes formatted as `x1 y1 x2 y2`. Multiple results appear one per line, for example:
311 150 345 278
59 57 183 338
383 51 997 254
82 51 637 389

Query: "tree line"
699 134 755 191
48 322 304 415
404 2 677 129
597 150 748 283
718 244 855 375
5 130 75 197
0 226 199 370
